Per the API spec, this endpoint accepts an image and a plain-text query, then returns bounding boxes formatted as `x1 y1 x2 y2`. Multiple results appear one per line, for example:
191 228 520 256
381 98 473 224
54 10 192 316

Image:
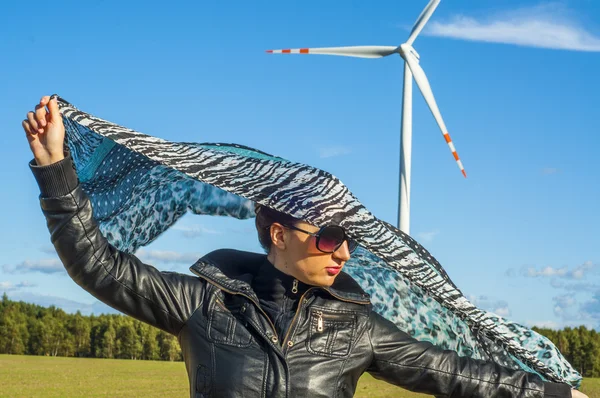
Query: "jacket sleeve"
30 155 205 336
366 311 572 398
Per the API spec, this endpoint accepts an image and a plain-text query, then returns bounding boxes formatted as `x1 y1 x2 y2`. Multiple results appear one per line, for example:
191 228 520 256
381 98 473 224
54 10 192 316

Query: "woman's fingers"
22 120 38 145
47 96 61 124
26 111 41 133
34 103 48 127
22 119 33 135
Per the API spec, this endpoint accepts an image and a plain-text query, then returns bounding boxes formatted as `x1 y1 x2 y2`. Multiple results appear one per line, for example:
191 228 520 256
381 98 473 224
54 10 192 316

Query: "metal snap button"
271 336 279 343
287 341 294 347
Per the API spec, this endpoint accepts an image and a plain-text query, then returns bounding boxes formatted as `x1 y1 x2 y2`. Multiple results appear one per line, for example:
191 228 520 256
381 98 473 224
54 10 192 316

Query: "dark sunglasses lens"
347 239 358 253
317 226 346 252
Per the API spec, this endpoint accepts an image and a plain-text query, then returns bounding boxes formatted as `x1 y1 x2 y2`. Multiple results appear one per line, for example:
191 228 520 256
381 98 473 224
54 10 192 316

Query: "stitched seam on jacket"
366 310 376 364
179 284 215 338
68 189 184 329
262 350 269 398
376 359 544 393
334 345 353 398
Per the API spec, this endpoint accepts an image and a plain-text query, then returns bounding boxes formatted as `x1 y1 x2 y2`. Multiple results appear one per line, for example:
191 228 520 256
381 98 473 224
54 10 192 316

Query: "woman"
22 95 584 397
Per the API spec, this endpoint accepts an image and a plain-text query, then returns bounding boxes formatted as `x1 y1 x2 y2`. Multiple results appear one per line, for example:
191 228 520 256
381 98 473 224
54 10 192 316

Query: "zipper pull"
316 310 323 332
292 279 299 294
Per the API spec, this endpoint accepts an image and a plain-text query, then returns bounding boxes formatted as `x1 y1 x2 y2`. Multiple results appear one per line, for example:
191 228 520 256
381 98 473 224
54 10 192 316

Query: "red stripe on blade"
300 48 309 53
282 49 291 53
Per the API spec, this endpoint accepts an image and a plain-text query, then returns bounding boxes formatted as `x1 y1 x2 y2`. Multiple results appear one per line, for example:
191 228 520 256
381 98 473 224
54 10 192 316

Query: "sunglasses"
281 224 358 254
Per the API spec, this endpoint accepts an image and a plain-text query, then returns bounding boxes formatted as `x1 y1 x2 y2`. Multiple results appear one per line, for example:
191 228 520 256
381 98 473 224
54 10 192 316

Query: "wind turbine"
267 0 466 235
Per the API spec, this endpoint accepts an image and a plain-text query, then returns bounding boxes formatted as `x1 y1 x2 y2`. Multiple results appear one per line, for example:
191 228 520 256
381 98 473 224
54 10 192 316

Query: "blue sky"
0 0 598 330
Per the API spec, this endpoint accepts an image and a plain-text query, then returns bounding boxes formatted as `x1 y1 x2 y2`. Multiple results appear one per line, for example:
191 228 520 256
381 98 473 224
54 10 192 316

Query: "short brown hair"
255 204 302 253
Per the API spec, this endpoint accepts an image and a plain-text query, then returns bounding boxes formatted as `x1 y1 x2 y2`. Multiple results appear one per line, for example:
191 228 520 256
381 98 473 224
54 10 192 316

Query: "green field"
0 354 597 397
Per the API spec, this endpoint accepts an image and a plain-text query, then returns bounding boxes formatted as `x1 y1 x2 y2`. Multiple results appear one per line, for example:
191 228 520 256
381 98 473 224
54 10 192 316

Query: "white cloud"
524 265 568 277
581 293 600 324
570 261 596 280
525 320 560 329
0 281 38 292
551 280 598 292
541 168 560 175
548 293 600 329
517 262 600 329
467 294 511 318
552 294 578 318
172 224 221 239
39 246 57 255
319 146 352 159
553 295 576 308
416 230 440 244
494 306 511 317
3 258 63 274
0 282 15 291
135 249 201 265
425 4 600 52
523 261 598 280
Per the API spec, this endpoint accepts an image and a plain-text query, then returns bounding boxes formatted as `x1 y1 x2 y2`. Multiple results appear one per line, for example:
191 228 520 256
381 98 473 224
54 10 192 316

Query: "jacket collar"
189 249 370 305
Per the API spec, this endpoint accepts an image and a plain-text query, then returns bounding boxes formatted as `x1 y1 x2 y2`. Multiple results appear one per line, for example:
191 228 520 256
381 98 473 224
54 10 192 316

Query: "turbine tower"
267 0 465 234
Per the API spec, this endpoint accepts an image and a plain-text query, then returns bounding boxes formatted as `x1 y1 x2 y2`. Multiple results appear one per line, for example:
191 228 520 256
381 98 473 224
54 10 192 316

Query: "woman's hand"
22 95 65 166
571 389 589 398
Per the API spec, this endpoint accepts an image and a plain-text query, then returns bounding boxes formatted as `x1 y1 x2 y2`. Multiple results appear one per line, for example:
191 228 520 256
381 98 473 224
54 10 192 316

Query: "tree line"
0 293 182 361
1 293 599 377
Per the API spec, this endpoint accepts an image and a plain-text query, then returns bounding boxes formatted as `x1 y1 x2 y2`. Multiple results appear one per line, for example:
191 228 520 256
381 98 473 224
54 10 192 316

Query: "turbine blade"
404 51 467 178
266 46 397 59
406 0 441 46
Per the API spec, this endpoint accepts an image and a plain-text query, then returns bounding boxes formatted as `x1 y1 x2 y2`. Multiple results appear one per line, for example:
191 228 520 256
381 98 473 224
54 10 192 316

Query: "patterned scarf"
58 96 581 387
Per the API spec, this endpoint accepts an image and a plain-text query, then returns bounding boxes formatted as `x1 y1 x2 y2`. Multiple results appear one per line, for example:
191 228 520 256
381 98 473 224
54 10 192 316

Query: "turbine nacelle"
399 43 420 62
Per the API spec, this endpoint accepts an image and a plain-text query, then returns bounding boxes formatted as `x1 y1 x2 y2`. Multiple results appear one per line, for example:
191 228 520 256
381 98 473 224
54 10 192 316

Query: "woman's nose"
333 240 351 261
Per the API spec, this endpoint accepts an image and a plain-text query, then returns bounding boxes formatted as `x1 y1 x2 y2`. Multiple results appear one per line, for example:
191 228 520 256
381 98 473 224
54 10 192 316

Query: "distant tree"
557 330 570 357
100 318 117 359
1 292 9 308
158 330 182 361
116 316 140 360
0 304 29 355
140 322 160 361
69 311 91 357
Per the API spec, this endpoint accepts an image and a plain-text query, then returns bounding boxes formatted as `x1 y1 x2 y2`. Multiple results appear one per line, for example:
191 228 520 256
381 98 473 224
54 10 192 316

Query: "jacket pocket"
307 307 356 358
207 296 253 347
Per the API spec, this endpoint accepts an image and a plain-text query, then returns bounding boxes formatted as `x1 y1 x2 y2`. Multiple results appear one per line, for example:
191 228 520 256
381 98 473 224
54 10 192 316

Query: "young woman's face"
270 221 352 287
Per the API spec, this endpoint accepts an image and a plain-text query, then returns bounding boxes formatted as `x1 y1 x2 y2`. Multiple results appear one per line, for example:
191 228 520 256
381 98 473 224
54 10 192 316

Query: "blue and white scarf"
58 96 581 387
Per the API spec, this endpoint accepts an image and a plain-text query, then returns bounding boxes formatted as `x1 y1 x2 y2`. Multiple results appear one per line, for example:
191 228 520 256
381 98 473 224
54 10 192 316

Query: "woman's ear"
270 223 287 251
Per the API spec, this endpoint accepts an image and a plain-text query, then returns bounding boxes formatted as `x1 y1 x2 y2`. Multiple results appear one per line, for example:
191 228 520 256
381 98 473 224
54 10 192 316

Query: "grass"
0 354 597 397
581 378 600 398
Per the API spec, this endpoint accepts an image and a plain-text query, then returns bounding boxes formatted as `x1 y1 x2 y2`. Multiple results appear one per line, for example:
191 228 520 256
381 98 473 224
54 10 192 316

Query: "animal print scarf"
57 96 581 387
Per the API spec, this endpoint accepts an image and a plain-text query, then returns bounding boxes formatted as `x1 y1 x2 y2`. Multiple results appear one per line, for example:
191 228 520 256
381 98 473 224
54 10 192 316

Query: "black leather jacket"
31 157 571 398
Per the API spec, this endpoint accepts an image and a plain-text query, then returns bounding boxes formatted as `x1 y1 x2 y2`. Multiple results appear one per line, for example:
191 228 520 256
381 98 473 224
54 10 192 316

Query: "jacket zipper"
281 288 315 352
190 270 280 344
313 310 351 333
316 310 324 332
